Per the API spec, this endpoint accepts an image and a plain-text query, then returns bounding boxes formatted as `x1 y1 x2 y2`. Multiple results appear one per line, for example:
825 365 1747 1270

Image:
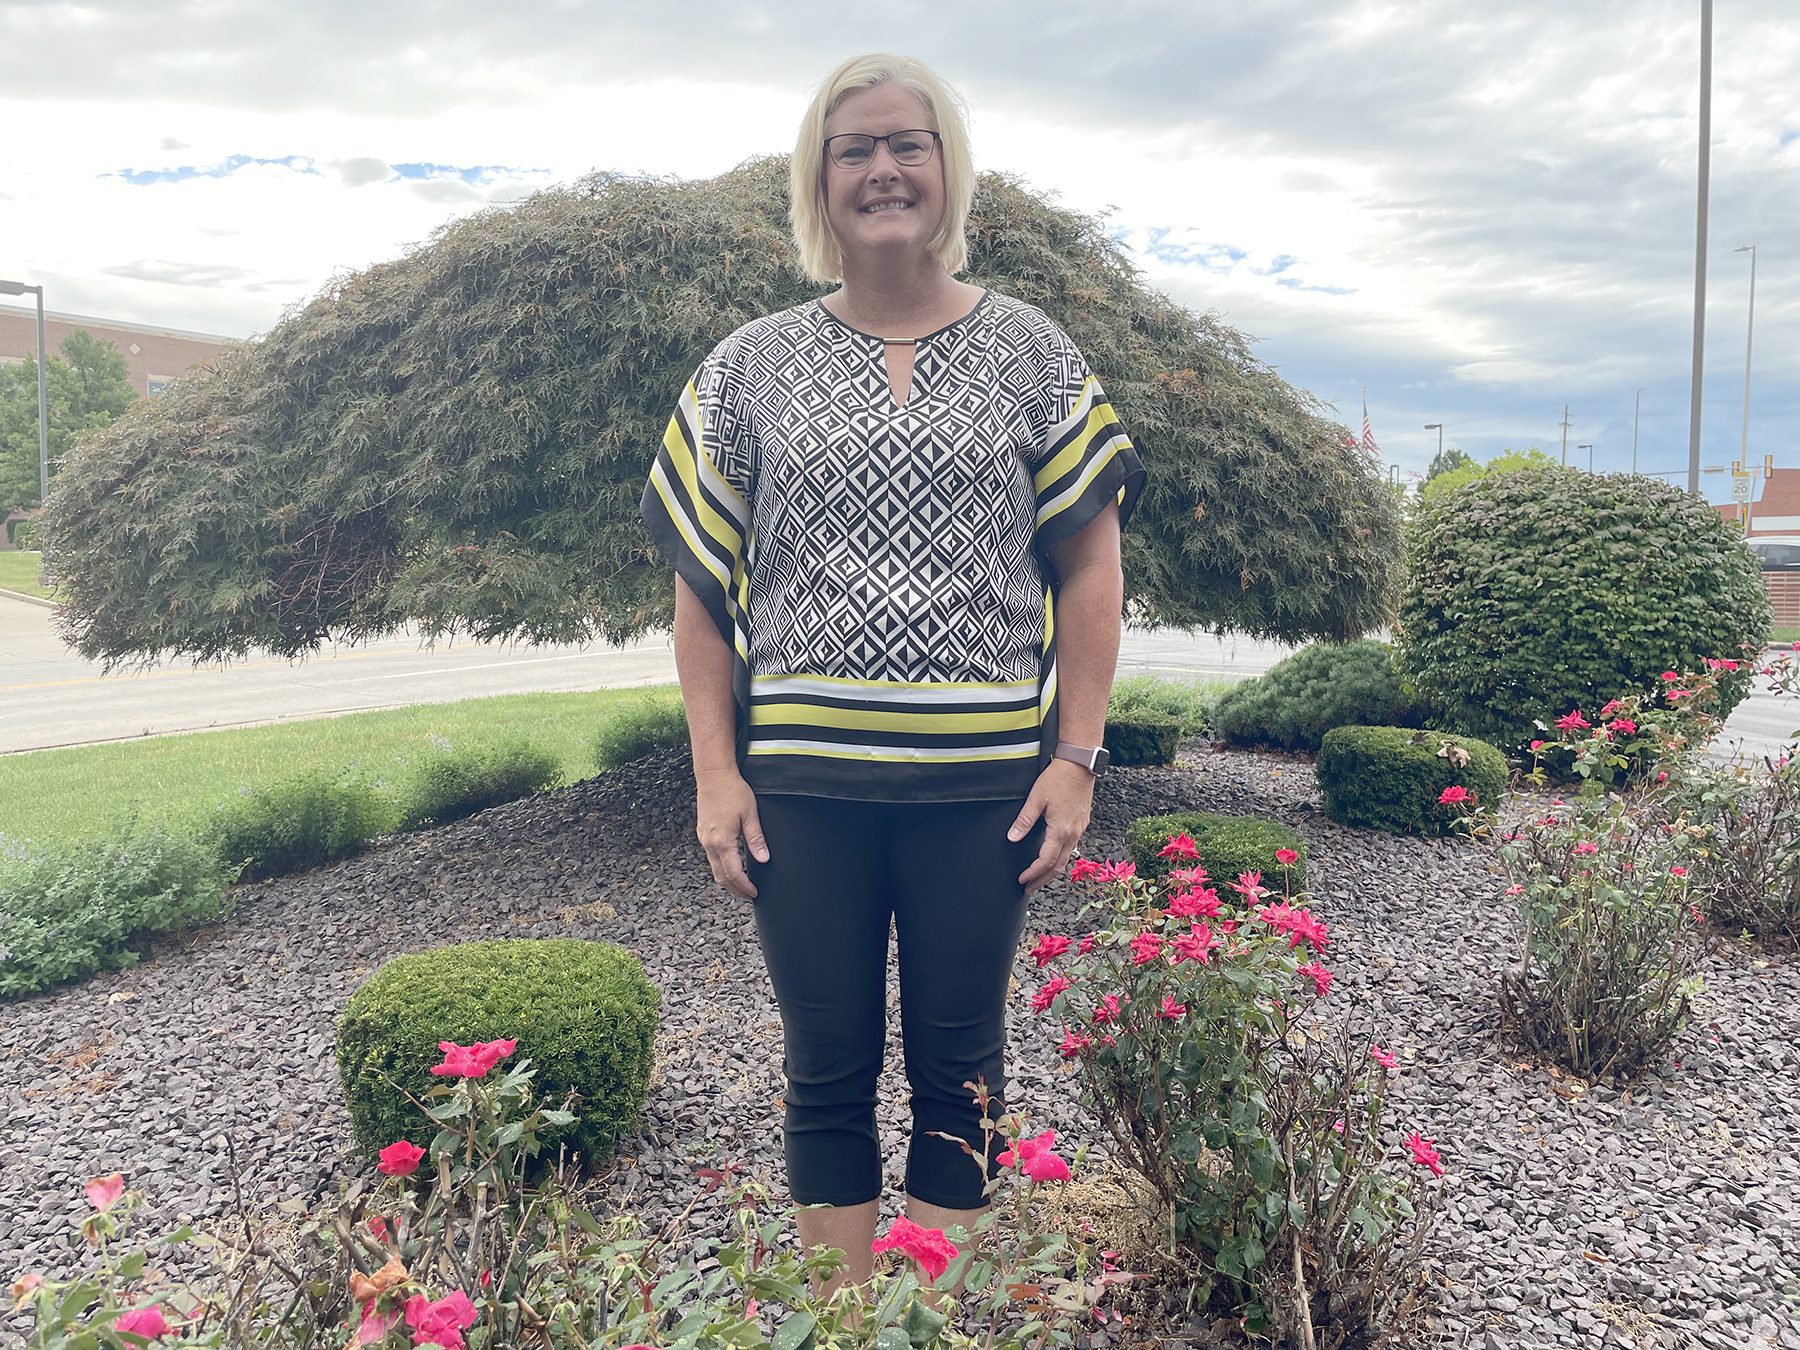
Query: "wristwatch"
1054 742 1111 777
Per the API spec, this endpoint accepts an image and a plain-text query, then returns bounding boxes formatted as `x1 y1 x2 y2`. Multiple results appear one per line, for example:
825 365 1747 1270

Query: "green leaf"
903 1299 949 1346
875 1329 912 1350
770 1310 817 1350
118 1251 146 1279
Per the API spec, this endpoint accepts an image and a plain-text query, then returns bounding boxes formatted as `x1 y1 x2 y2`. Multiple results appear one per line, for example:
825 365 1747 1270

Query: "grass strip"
0 551 52 600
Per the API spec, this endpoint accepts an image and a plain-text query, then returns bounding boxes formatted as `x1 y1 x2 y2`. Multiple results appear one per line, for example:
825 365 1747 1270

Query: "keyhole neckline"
812 288 990 345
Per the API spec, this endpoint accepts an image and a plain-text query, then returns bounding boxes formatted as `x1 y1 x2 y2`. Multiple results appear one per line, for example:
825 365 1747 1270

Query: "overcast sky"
2 0 1795 494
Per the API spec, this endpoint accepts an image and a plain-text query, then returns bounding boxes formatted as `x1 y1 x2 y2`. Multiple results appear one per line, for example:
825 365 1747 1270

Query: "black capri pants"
746 794 1040 1210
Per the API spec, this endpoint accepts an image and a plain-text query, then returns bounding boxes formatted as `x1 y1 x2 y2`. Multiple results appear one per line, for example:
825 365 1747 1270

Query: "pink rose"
84 1175 125 1212
404 1291 479 1350
1369 1044 1397 1069
997 1129 1074 1184
1275 848 1299 866
1057 1028 1092 1059
355 1306 400 1346
113 1306 170 1340
1404 1130 1445 1178
1166 886 1220 920
1171 924 1219 965
1030 934 1072 968
1296 961 1332 998
1437 785 1470 805
378 1140 427 1177
1555 711 1590 731
871 1216 960 1283
1156 994 1188 1020
1030 975 1072 1014
1068 858 1102 884
1129 931 1163 965
1157 832 1199 862
430 1039 517 1079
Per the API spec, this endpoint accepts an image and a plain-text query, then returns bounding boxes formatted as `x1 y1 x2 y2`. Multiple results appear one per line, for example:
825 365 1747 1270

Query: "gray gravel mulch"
2 744 1796 1350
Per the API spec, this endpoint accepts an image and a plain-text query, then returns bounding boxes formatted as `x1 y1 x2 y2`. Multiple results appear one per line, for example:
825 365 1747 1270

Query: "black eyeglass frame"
822 129 942 170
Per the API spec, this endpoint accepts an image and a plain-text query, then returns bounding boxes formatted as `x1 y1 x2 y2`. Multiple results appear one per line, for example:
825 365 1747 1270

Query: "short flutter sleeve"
640 347 755 708
1030 332 1146 556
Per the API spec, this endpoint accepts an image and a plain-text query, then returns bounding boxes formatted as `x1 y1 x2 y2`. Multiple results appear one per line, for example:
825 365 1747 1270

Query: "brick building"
0 305 236 548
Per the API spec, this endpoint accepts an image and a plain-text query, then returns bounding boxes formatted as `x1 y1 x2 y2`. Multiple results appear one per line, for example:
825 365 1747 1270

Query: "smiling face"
821 83 946 273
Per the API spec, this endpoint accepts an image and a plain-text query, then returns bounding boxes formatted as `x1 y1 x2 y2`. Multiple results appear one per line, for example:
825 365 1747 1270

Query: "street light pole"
1735 244 1757 469
1688 0 1713 494
1424 423 1443 465
1633 388 1645 474
0 279 48 504
1579 443 1595 473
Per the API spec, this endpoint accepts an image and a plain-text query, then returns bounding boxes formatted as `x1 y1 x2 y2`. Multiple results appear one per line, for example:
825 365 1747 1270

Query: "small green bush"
1125 811 1307 891
1395 468 1768 751
398 738 561 829
0 826 231 998
337 939 660 1170
593 697 689 771
1107 673 1217 736
203 769 398 881
1212 639 1421 752
1104 711 1180 767
1316 726 1507 835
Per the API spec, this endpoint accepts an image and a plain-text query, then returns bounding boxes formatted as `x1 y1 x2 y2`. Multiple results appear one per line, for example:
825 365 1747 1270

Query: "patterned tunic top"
640 290 1145 803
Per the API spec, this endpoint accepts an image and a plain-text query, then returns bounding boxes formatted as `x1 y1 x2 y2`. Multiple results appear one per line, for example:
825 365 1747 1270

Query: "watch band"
1054 742 1110 776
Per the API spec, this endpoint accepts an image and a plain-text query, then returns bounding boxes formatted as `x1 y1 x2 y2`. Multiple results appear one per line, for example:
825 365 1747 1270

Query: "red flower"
1030 934 1072 968
1031 975 1072 1014
1166 886 1220 920
1167 864 1210 886
1172 923 1219 965
1529 740 1545 751
1156 994 1188 1020
1599 699 1624 716
871 1216 960 1282
998 1129 1074 1183
369 1216 390 1242
84 1174 125 1212
1369 1044 1397 1069
1058 1028 1092 1058
1573 840 1598 855
377 1141 427 1177
404 1291 479 1350
1555 711 1590 731
1404 1131 1444 1178
1078 933 1095 955
114 1306 170 1340
354 1306 399 1346
430 1038 517 1080
1504 883 1524 896
1661 671 1680 681
1092 994 1125 1025
1607 718 1637 735
1229 870 1266 902
1068 858 1102 884
1092 860 1137 884
1157 832 1199 862
1129 931 1164 965
1437 785 1470 805
1286 911 1329 949
1275 848 1298 866
1296 961 1332 998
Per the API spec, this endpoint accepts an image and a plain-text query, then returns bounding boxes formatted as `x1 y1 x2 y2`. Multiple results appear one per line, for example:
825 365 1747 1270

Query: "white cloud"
101 260 252 287
335 156 392 188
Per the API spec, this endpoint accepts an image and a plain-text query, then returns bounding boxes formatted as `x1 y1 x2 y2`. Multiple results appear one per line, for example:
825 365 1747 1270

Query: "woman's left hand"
1008 759 1096 895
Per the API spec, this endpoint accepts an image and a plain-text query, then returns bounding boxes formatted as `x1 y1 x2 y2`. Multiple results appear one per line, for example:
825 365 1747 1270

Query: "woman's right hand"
695 767 769 900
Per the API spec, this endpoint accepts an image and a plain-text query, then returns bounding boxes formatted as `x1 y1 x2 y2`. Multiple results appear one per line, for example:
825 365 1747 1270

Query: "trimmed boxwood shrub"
1104 711 1181 767
1395 468 1767 752
1316 726 1507 836
1213 639 1421 752
399 739 561 829
203 770 398 882
337 939 659 1171
1124 810 1307 891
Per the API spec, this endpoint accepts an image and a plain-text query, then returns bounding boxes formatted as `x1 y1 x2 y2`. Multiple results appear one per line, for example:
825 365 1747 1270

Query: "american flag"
1361 390 1380 457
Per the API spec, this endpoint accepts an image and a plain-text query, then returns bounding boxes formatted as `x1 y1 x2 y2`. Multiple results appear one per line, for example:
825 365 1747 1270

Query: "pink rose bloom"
1369 1044 1397 1069
1077 933 1095 955
1275 848 1299 866
871 1216 960 1282
1166 886 1220 920
377 1140 427 1177
1661 671 1680 681
1599 698 1624 716
1129 930 1164 965
1670 866 1688 877
1157 832 1199 862
1529 740 1545 752
1437 785 1470 805
1555 711 1590 731
1574 840 1598 855
1030 933 1072 968
1092 860 1137 884
1404 1131 1445 1178
1092 993 1125 1025
1296 961 1332 998
1504 883 1525 896
85 1175 125 1212
1057 1028 1092 1059
1167 864 1210 886
113 1306 170 1340
1030 975 1072 1014
1068 858 1102 884
1286 911 1329 950
998 1129 1073 1183
1171 924 1219 965
430 1038 517 1079
1156 994 1188 1020
1607 718 1637 735
404 1291 479 1350
356 1307 401 1346
1229 871 1265 902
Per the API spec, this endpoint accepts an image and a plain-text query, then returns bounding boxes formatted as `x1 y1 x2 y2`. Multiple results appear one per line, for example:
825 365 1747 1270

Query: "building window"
147 376 172 396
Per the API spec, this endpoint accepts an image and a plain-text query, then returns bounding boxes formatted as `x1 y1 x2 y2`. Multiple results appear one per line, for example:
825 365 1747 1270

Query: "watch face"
1092 748 1111 774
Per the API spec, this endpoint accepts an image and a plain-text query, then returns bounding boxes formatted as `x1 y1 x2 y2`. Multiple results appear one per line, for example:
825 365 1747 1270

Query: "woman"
640 53 1144 1288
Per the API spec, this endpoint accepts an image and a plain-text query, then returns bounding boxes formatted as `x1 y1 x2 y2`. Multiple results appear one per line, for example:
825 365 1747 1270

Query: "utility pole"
1735 244 1757 469
1688 0 1713 494
1633 388 1645 474
1559 405 1573 466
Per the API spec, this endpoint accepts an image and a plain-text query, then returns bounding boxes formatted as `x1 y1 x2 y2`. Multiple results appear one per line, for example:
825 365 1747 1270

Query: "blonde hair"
790 54 975 283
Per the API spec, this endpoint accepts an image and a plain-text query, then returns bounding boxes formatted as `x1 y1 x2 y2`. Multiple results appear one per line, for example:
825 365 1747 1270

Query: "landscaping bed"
2 743 1796 1349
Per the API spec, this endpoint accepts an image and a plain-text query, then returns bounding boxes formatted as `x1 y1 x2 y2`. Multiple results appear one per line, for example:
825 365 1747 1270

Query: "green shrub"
1316 726 1507 835
1212 639 1421 752
203 769 398 881
398 738 561 829
0 826 231 998
593 697 689 772
1395 468 1768 751
337 939 659 1170
1106 673 1218 736
1104 711 1180 767
1125 811 1307 891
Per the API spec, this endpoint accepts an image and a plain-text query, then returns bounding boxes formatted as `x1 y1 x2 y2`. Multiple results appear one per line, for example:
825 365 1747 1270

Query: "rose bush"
1029 851 1441 1343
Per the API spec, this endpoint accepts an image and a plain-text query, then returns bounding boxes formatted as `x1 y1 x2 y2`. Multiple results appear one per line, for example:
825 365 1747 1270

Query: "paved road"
2 590 1791 759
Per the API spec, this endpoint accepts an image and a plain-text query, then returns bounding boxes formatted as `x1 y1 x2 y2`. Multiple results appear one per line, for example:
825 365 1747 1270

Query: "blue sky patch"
391 162 545 185
108 155 319 186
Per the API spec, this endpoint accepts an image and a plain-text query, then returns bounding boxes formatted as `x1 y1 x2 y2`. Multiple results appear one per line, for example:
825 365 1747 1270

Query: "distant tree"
1419 446 1559 502
0 330 138 519
42 159 1403 668
1424 446 1473 482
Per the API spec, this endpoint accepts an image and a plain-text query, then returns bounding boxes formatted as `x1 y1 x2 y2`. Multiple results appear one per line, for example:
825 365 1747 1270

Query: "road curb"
0 586 55 610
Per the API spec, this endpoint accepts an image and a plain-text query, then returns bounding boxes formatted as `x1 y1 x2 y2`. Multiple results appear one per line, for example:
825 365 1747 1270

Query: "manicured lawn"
1771 626 1800 646
0 685 681 854
0 551 51 599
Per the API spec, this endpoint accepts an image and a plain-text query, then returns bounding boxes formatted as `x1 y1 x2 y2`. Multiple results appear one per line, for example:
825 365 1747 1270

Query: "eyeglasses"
823 129 941 170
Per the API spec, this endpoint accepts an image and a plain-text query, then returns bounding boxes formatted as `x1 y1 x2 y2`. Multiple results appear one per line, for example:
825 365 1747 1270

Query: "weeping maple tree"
42 157 1400 668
